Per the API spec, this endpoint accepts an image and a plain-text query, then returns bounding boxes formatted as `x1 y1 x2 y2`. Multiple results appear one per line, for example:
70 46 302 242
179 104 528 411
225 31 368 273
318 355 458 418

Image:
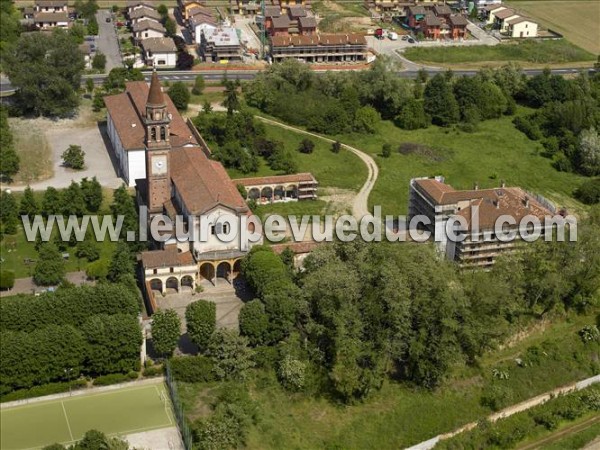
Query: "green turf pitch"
1 383 174 450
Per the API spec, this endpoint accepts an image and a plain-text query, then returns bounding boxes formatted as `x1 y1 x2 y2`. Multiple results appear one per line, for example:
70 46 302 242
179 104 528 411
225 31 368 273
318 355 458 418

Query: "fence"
165 361 194 450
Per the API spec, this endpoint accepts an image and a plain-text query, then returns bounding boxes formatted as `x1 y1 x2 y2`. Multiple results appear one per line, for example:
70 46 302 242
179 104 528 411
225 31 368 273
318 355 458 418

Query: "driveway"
96 9 122 71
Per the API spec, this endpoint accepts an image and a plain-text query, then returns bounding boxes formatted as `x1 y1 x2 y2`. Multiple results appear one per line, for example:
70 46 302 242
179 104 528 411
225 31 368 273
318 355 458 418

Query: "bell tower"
144 70 171 214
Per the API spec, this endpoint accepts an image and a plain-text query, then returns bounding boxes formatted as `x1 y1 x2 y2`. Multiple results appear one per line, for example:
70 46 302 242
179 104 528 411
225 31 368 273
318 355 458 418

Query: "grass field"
0 383 174 450
8 119 53 185
335 110 588 216
227 122 367 192
403 39 595 66
507 1 600 54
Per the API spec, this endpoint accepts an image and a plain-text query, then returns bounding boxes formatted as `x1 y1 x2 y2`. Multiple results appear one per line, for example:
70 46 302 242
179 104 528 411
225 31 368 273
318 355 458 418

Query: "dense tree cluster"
193 110 297 174
0 284 142 394
234 209 600 402
44 428 129 450
4 30 85 117
510 69 600 176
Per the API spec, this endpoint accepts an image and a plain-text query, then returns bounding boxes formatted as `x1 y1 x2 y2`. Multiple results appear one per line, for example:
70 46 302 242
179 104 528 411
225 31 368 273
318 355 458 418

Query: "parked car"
401 35 409 41
106 17 111 23
388 31 398 41
407 38 415 43
116 21 124 27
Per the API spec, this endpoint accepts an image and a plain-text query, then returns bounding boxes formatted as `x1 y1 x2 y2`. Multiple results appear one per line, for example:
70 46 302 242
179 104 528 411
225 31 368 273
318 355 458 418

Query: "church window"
160 126 166 140
150 127 157 141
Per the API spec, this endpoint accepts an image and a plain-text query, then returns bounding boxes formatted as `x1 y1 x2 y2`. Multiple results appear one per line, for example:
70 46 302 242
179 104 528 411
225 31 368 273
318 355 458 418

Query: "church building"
104 72 258 298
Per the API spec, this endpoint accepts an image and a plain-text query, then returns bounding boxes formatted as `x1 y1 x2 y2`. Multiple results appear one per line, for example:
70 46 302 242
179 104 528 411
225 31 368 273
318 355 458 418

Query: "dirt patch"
398 142 454 162
322 0 346 13
8 119 53 184
320 187 355 216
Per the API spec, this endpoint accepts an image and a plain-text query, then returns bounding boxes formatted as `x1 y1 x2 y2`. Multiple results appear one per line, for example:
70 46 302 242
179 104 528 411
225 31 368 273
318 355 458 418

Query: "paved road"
2 66 595 94
96 9 122 71
255 116 379 220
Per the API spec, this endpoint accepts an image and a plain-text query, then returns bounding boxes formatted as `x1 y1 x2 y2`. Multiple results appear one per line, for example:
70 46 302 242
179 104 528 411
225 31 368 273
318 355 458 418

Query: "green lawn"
0 383 173 449
228 122 367 192
403 39 595 65
335 111 587 216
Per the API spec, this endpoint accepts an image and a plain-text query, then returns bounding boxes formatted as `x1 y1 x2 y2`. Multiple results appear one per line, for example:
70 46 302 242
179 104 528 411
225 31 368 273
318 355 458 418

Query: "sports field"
0 383 174 450
507 1 600 54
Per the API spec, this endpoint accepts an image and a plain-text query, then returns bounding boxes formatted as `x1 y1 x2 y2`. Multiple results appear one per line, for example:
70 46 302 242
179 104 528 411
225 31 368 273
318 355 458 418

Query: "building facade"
270 33 368 63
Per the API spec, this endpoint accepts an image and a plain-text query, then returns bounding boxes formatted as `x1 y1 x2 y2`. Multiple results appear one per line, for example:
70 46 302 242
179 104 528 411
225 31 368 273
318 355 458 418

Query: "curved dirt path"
254 116 379 220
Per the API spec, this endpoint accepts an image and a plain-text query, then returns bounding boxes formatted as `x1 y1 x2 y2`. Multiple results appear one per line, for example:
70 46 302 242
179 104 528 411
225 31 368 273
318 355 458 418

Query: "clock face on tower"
151 155 167 175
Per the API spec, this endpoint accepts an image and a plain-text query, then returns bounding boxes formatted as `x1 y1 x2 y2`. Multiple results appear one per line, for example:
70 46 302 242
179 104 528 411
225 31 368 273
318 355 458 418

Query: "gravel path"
254 116 379 220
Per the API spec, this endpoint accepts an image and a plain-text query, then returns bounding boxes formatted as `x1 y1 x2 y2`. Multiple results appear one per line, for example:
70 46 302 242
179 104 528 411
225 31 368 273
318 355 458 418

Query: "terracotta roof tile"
234 173 317 186
133 19 166 33
141 246 195 269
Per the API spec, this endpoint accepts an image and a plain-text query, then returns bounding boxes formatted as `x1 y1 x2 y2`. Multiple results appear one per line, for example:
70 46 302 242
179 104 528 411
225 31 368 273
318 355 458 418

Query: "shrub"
142 365 163 377
0 270 15 290
92 373 129 386
277 355 306 391
298 138 315 154
381 143 392 158
480 384 513 411
169 356 215 383
579 325 600 343
239 300 269 346
0 379 87 403
331 141 341 153
574 179 600 205
513 115 543 140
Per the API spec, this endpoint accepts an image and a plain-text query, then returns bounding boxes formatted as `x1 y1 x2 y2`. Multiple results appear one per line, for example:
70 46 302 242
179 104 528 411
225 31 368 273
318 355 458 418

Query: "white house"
494 8 520 32
129 6 161 24
506 17 538 37
34 0 68 13
34 11 69 28
127 1 156 14
190 14 218 44
141 37 178 67
132 19 166 40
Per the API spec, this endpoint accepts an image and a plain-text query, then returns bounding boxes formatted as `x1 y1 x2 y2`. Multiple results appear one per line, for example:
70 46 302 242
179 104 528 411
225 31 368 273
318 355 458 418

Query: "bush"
92 373 130 386
0 379 87 403
169 356 215 383
277 355 306 391
331 141 341 153
168 82 190 111
298 138 315 154
513 115 543 141
239 300 269 346
0 270 15 290
480 384 513 411
574 178 600 205
142 365 163 377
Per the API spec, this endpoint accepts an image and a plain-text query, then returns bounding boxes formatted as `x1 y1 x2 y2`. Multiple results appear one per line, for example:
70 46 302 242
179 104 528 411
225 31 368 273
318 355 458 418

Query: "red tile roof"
271 33 366 47
234 173 317 187
140 246 195 269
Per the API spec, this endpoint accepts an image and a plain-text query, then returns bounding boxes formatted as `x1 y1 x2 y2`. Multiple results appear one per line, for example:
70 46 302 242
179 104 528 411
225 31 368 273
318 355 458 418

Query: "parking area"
95 9 123 71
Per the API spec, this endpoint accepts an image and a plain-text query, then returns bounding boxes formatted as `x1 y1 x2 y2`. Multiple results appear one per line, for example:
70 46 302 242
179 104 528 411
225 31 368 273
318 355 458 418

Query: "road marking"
61 401 74 442
172 76 180 79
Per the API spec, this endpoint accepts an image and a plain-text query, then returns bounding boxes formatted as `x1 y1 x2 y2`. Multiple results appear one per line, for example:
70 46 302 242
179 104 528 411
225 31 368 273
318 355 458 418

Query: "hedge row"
0 379 88 403
0 284 140 332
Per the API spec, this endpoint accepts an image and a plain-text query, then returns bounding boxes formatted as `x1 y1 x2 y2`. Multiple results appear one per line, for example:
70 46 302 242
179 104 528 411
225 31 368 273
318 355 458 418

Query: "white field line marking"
61 401 74 442
155 385 173 425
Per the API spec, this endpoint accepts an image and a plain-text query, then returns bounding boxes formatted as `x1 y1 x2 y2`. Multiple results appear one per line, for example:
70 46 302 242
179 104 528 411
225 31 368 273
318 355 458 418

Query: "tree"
578 127 600 176
202 100 213 114
62 145 86 170
80 177 103 212
0 190 18 234
192 75 205 95
5 31 85 117
168 82 191 110
176 51 194 70
331 141 341 154
34 243 65 286
186 300 216 352
424 74 460 127
222 81 239 115
19 186 39 219
0 106 19 180
157 4 168 17
107 242 134 283
75 240 100 262
298 138 315 154
574 178 600 204
395 98 429 130
86 16 99 35
92 52 106 71
277 354 306 391
42 187 62 217
0 270 15 290
353 106 380 134
151 309 181 357
207 329 254 380
164 17 177 37
381 143 392 158
239 300 269 346
103 67 144 92
85 78 95 95
62 181 87 216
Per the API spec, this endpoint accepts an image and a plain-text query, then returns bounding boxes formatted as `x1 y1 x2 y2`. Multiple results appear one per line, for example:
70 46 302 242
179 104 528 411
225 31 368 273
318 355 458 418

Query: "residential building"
235 173 318 204
270 15 291 36
408 177 556 268
298 16 317 35
364 0 414 17
484 4 507 24
422 13 441 39
104 72 264 294
270 33 368 63
34 0 68 13
493 8 519 32
178 0 206 22
33 11 69 28
190 13 218 44
448 14 468 40
199 27 242 61
407 5 426 28
79 42 93 69
506 17 538 37
141 37 178 67
229 0 261 15
432 3 451 22
129 6 161 24
132 19 166 40
127 1 156 14
279 0 312 13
